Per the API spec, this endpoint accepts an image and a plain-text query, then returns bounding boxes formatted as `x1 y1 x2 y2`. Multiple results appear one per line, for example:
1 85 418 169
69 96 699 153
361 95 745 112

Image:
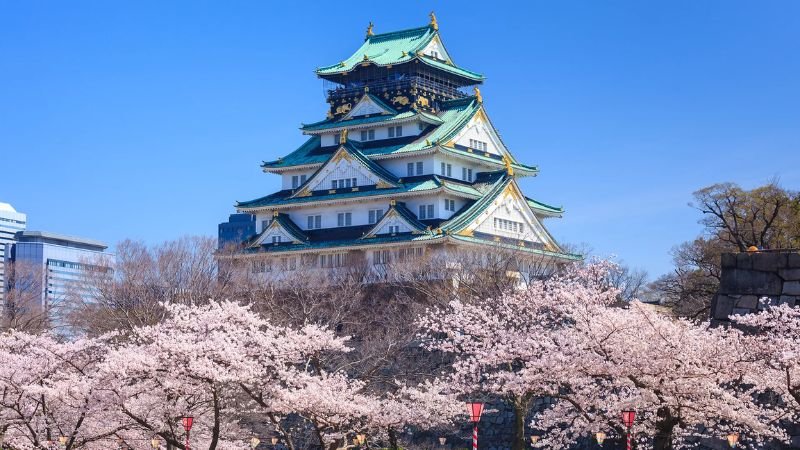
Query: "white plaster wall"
378 155 435 178
474 196 544 243
451 115 504 157
433 155 483 182
281 170 317 190
307 159 382 191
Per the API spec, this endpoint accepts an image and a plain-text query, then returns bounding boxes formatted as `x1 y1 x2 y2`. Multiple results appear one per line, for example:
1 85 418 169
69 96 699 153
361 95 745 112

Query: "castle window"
331 178 358 189
444 199 456 212
407 163 414 176
493 218 524 234
388 125 403 137
337 212 352 227
368 209 384 224
261 219 270 231
271 235 282 244
418 122 425 131
440 163 452 177
469 139 488 151
416 161 423 175
373 250 391 264
360 129 375 141
418 204 434 219
292 175 299 188
320 252 349 268
333 133 340 144
307 215 322 229
388 225 400 234
397 247 423 261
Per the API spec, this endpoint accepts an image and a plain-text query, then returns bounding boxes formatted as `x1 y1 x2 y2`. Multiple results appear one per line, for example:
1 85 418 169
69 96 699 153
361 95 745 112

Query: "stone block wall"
711 251 800 322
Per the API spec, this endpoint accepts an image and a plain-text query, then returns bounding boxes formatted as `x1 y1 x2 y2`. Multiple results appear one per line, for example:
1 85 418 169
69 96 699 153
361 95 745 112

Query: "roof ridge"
367 25 432 41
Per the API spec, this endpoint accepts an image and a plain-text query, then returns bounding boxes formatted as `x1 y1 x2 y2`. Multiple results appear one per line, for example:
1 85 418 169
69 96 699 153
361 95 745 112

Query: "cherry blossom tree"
419 261 785 450
733 303 800 432
0 332 129 449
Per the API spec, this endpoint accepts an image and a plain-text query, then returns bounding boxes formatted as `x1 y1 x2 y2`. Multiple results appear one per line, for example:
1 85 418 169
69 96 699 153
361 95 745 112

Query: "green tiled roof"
263 97 537 175
243 232 443 255
236 175 480 210
441 172 512 233
526 197 564 216
300 110 441 133
315 26 483 82
449 234 582 260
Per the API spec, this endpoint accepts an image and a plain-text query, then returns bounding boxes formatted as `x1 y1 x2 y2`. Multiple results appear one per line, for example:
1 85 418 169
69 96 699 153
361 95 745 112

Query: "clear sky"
2 1 799 278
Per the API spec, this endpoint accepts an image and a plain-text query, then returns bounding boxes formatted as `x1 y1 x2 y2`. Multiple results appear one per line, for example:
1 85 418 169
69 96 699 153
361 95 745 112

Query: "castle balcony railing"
324 76 470 102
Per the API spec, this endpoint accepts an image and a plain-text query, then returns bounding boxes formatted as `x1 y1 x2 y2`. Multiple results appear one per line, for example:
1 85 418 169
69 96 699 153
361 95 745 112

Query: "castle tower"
228 16 578 274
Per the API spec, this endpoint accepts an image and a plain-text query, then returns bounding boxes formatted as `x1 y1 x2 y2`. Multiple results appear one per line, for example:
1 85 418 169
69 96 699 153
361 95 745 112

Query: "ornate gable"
362 201 428 238
419 34 453 63
344 93 397 119
291 144 399 198
249 214 308 248
446 108 511 159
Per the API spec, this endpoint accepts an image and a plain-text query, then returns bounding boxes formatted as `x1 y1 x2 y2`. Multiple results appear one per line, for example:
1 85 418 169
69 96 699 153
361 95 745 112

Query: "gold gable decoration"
339 129 348 144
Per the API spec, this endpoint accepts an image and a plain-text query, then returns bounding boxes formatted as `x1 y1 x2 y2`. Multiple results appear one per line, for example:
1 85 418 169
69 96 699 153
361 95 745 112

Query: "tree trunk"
388 426 399 450
652 407 678 450
511 397 530 450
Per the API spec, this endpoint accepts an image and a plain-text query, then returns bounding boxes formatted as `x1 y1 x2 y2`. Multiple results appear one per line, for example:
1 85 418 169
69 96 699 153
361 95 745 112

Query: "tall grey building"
10 231 111 312
0 202 27 303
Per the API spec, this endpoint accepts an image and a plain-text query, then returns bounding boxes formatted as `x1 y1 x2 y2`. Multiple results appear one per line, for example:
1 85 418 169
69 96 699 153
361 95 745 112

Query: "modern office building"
223 15 578 276
0 202 27 303
9 231 111 311
218 213 256 249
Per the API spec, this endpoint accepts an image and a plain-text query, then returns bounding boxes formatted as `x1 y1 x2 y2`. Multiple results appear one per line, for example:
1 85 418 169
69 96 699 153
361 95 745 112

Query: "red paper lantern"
621 410 635 428
467 402 485 423
182 416 194 432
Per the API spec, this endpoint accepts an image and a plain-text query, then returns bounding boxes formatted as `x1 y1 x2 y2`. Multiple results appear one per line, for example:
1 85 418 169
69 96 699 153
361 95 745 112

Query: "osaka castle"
228 14 578 273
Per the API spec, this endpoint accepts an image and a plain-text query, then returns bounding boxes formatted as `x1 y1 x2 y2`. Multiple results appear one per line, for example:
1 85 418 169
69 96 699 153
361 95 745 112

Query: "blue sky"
2 1 799 278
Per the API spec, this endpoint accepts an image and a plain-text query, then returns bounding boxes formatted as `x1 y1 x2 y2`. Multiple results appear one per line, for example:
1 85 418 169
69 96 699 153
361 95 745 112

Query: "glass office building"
9 231 111 312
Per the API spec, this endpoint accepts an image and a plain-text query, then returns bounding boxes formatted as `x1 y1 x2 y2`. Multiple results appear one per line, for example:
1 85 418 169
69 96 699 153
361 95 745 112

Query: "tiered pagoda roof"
231 16 579 263
315 23 484 84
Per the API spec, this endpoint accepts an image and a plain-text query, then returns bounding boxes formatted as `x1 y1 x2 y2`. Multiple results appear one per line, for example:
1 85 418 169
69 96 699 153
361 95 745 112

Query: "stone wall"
711 251 800 322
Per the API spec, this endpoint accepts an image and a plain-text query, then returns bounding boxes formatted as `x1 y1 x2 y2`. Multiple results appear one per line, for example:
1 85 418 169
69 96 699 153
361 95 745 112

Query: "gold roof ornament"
363 54 369 61
272 210 279 218
340 129 348 144
474 87 483 104
401 50 407 57
504 155 514 176
366 21 374 38
390 199 396 206
429 11 439 31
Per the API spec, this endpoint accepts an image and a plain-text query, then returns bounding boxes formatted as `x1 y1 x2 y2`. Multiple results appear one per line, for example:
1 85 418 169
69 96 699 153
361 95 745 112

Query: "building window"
292 175 299 188
337 212 352 227
388 125 402 138
261 219 270 231
300 174 307 184
440 163 452 177
407 163 414 176
397 247 423 261
280 257 297 271
444 199 456 212
415 161 423 175
469 139 489 151
418 122 425 131
320 252 349 268
388 225 400 234
271 235 282 244
418 204 434 219
493 218 525 233
331 178 358 189
431 50 439 59
373 250 391 264
307 215 322 229
251 260 272 273
368 209 384 224
462 168 473 182
360 129 375 141
333 133 340 144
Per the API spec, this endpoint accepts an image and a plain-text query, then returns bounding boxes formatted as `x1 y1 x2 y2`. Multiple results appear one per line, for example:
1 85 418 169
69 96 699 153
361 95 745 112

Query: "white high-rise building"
0 202 27 302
